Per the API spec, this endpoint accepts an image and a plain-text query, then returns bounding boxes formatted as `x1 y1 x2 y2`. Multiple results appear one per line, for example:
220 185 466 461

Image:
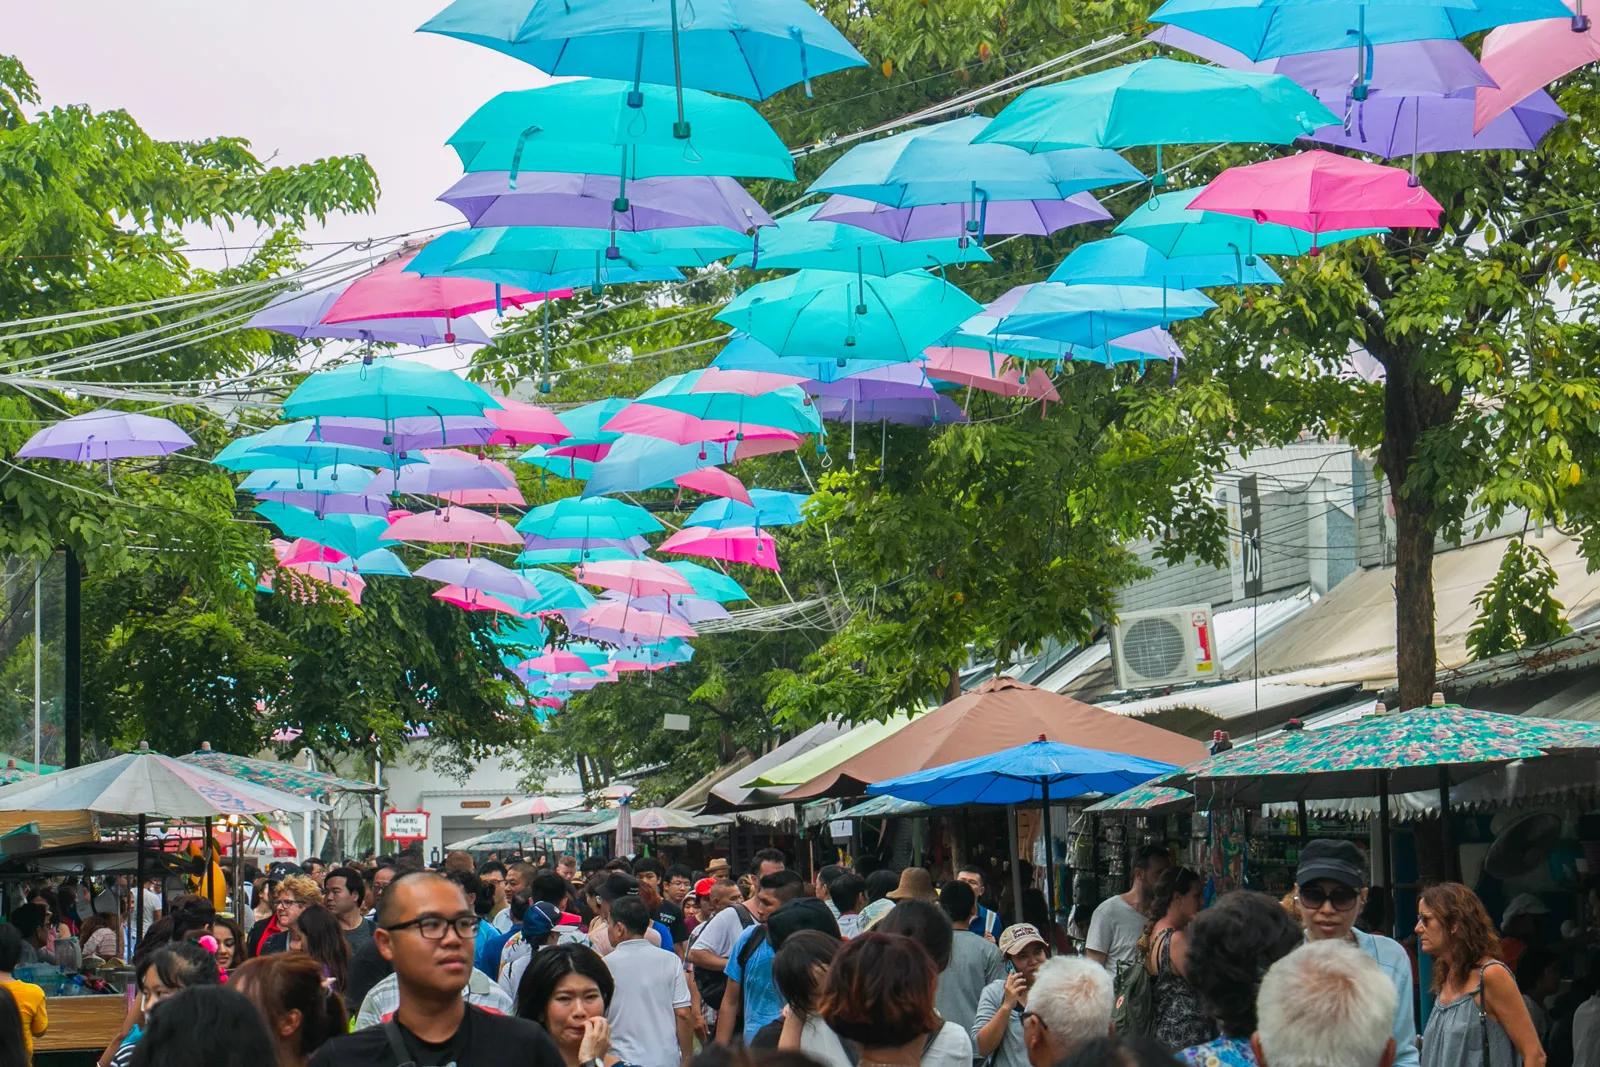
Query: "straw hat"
886 866 936 902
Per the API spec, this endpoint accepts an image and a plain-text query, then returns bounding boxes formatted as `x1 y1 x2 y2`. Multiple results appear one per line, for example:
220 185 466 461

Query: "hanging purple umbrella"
309 416 497 452
365 450 515 496
816 394 968 426
813 192 1109 242
803 362 937 402
415 557 545 600
440 172 774 234
18 410 194 462
247 290 492 346
252 491 392 517
1147 27 1496 96
599 592 733 624
517 535 651 565
1306 89 1565 158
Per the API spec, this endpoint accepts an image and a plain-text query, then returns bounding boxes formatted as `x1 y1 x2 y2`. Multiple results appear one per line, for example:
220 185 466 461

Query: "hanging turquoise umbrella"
516 496 664 539
711 336 902 382
1114 188 1385 261
519 447 600 482
664 560 750 603
407 224 752 273
253 504 391 559
996 283 1216 348
948 296 1188 367
1050 235 1282 289
974 58 1339 183
516 535 647 566
582 437 738 497
716 269 982 362
637 380 822 436
213 421 422 472
239 465 377 495
449 80 794 211
509 568 599 613
686 489 809 529
283 359 501 421
729 205 992 276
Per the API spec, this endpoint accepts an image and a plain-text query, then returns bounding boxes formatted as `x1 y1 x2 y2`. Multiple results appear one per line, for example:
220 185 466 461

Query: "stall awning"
702 721 850 813
739 712 922 790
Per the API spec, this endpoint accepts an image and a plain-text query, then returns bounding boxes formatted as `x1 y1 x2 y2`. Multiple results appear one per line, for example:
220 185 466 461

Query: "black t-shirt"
656 900 689 945
308 1004 563 1067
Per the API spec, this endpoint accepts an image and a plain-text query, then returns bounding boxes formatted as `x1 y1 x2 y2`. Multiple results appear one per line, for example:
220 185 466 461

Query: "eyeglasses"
1297 884 1360 911
384 915 481 940
1020 1010 1049 1031
274 898 308 909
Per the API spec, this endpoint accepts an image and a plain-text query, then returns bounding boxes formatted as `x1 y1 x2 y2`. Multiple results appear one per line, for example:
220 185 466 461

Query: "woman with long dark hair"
103 941 222 1067
208 915 247 973
80 911 122 961
128 986 274 1067
232 954 348 1067
819 932 973 1067
515 943 628 1067
1416 883 1544 1067
285 904 349 996
774 930 848 1067
1141 866 1209 1050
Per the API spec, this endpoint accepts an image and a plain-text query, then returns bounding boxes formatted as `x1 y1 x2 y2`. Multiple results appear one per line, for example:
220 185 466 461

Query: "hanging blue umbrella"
516 496 664 539
664 560 750 603
516 535 649 566
1049 235 1282 289
1114 188 1384 259
253 504 392 559
511 568 599 612
239 465 377 496
282 359 500 421
996 283 1216 348
408 224 752 274
581 437 738 498
213 421 422 472
686 489 809 529
711 337 903 382
728 205 992 276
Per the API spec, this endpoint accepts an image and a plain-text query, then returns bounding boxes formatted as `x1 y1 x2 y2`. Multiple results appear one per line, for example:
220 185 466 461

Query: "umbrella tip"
1037 733 1047 743
138 740 151 752
1430 691 1445 706
1372 702 1387 716
201 741 213 751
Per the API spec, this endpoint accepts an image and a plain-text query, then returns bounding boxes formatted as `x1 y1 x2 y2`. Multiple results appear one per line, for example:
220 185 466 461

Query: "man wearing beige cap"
973 924 1051 1067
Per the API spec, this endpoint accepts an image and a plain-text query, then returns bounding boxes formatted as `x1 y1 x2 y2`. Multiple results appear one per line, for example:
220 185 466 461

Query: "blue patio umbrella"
728 205 992 276
407 224 751 274
686 489 809 529
996 283 1216 348
1049 235 1282 290
716 269 982 363
516 535 648 566
664 561 750 603
711 336 902 382
867 736 1179 938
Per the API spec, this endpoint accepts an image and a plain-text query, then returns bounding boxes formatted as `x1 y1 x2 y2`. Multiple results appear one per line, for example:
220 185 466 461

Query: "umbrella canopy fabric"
659 525 780 570
254 491 390 517
485 397 571 448
1050 235 1283 288
240 465 377 496
471 794 583 822
1306 88 1564 157
517 496 664 539
304 415 498 453
180 746 381 800
1083 782 1197 814
803 362 938 402
729 205 992 275
717 269 982 362
213 421 417 473
323 251 553 323
19 411 194 463
248 289 493 346
420 0 866 101
522 650 607 675
579 602 698 639
282 359 501 421
817 394 968 426
509 569 599 612
813 192 1110 242
686 489 809 529
784 676 1206 800
866 737 1179 806
675 465 753 504
807 115 1143 207
434 585 531 616
584 806 714 835
922 348 1025 396
516 538 641 566
415 557 545 600
1173 703 1600 804
1188 150 1444 236
409 225 754 274
974 57 1339 152
0 745 325 817
439 171 773 233
582 437 739 498
365 450 514 497
637 382 822 435
449 80 795 181
712 336 903 382
609 593 732 624
1475 0 1599 131
997 283 1217 348
574 559 696 596
383 507 521 545
1148 0 1572 61
254 504 390 558
1114 187 1386 257
665 561 749 603
603 404 800 447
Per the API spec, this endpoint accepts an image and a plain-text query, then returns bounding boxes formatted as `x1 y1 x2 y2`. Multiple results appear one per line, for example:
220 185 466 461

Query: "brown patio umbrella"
783 676 1207 800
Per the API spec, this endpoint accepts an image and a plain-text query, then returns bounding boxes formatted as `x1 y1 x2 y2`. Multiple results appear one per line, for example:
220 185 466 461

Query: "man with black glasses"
315 871 558 1065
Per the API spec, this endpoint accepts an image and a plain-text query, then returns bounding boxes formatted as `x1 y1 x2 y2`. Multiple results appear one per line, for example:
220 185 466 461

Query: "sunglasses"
1298 884 1360 911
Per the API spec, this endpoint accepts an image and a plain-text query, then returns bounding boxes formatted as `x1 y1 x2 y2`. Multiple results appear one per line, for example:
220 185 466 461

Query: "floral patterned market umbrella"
1082 782 1195 814
180 745 382 800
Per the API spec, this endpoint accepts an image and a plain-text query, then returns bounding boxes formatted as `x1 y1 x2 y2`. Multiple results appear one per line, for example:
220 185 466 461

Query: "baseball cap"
523 900 561 940
598 872 642 903
694 877 717 899
1295 839 1368 889
1503 893 1550 926
998 923 1047 957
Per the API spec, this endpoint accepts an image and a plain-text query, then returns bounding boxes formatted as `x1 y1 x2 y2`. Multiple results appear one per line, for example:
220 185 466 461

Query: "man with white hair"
1021 956 1113 1067
1253 941 1398 1067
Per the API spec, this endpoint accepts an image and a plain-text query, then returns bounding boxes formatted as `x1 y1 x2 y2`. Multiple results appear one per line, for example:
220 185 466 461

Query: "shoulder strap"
736 925 768 969
382 1019 417 1067
733 903 755 929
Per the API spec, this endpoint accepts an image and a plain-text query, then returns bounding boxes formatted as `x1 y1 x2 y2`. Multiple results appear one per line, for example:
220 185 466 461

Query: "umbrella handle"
509 125 541 190
670 0 691 139
629 36 646 108
1574 0 1590 31
791 28 814 98
614 148 631 214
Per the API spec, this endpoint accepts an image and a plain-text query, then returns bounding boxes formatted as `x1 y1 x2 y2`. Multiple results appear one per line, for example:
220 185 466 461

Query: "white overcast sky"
7 1 549 267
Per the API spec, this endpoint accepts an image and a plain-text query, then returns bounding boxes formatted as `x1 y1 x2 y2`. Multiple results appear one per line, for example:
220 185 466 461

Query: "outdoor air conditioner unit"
1111 605 1218 691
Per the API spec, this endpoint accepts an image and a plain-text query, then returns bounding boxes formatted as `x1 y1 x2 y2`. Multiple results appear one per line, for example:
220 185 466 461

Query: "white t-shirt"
799 1014 854 1067
491 907 513 935
136 888 162 936
1085 894 1146 966
921 1020 975 1067
605 938 690 1067
691 902 748 960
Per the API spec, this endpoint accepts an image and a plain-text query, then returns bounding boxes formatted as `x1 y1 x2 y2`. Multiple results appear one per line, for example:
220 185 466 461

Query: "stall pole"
135 814 146 954
1437 766 1458 882
203 817 214 905
31 562 40 770
1378 769 1395 937
1007 804 1023 928
1040 781 1058 946
64 548 81 768
1295 799 1309 844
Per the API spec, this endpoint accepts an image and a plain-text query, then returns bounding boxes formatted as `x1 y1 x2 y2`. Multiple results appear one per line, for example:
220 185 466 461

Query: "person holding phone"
973 924 1050 1067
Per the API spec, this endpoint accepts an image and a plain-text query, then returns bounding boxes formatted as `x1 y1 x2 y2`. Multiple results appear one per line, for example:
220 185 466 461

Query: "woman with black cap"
1294 839 1418 1067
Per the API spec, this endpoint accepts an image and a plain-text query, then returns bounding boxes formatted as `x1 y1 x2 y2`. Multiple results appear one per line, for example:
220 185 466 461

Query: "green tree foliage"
1465 537 1570 660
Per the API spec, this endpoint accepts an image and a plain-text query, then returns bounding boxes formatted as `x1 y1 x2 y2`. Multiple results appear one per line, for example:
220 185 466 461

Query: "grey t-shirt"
937 930 1002 1033
1086 894 1146 966
972 978 1028 1067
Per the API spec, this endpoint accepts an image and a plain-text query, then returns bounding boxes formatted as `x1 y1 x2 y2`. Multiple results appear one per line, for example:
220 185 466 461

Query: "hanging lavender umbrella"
19 410 194 462
365 450 516 496
415 557 545 601
1305 88 1565 158
600 592 733 624
802 362 937 402
309 416 497 453
247 289 493 346
252 491 392 517
813 192 1109 242
440 172 774 234
816 394 968 426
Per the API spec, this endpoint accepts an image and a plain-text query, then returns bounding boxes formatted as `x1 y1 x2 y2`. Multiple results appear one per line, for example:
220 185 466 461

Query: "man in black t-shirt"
308 871 564 1067
634 857 689 958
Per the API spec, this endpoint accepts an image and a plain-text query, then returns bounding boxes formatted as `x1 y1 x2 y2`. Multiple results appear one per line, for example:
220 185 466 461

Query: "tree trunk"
945 666 962 702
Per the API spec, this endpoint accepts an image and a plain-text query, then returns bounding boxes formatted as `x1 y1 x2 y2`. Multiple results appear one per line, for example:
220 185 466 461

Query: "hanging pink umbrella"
675 466 753 504
574 559 695 596
322 250 564 325
602 592 732 625
690 368 805 395
1022 369 1062 404
382 506 521 545
1475 1 1597 130
277 538 348 568
283 562 366 603
486 397 571 447
922 347 1026 397
1187 151 1442 251
521 650 603 674
602 404 800 448
658 525 780 571
433 585 533 616
578 601 699 639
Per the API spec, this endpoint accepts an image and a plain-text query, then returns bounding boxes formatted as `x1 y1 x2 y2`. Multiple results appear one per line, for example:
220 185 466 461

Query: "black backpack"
693 904 755 1011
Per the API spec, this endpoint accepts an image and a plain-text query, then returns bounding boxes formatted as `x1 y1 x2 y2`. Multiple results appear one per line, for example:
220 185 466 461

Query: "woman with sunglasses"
1294 840 1418 1067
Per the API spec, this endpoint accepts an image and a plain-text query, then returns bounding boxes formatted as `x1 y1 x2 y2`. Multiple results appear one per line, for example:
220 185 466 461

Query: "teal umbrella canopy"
686 489 809 529
1114 188 1385 258
511 569 599 613
518 447 599 481
582 437 738 497
973 58 1339 153
283 359 501 421
239 465 377 495
806 114 1143 207
214 421 421 472
996 283 1216 348
1049 235 1283 288
664 560 749 602
408 225 752 274
559 399 631 447
515 496 664 539
729 206 992 276
716 269 982 362
710 337 902 382
253 504 392 559
639 383 822 436
449 80 796 183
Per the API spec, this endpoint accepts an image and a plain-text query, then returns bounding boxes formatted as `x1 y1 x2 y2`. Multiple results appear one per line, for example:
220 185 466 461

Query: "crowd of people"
0 840 1586 1067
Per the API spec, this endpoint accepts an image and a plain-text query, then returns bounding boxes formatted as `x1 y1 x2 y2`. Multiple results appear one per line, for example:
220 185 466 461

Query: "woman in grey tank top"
1415 884 1545 1067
